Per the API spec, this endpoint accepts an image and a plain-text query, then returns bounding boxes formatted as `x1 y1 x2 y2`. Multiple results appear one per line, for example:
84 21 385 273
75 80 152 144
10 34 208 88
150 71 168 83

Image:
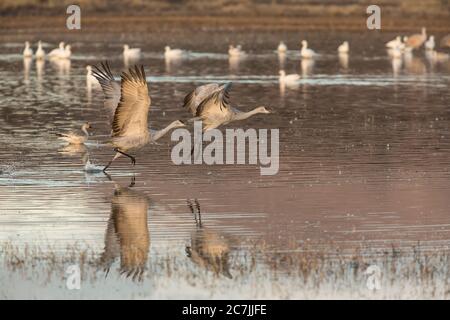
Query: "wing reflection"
185 199 232 279
100 177 150 282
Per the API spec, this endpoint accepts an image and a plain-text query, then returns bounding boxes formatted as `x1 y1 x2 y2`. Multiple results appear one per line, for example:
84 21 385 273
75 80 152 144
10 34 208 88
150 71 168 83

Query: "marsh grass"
1 240 449 299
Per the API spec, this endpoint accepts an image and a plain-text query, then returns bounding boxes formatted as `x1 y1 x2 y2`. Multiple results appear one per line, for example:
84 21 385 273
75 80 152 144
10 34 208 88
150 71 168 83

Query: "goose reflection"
58 143 87 156
229 55 243 72
278 52 286 69
165 55 183 73
185 199 232 279
23 57 32 83
301 59 315 77
338 52 349 70
36 59 45 82
100 177 150 281
50 57 71 76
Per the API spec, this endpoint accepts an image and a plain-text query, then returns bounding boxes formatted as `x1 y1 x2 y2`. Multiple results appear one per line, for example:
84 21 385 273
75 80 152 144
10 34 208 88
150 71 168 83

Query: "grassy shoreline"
2 241 450 299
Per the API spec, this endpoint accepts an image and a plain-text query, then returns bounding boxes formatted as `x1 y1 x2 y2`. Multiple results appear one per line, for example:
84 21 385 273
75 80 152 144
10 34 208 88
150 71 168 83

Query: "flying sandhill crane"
183 82 270 132
185 199 232 279
405 27 427 50
56 122 91 145
92 62 185 171
100 177 150 281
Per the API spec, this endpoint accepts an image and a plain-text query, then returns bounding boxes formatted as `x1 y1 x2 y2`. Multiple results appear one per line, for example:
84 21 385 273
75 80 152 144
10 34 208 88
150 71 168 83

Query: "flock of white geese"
22 28 449 172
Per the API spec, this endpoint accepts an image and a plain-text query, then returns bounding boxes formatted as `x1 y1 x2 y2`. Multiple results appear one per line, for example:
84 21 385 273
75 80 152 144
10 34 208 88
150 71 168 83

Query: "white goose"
279 70 300 85
277 41 287 53
86 65 100 87
123 44 141 60
228 45 245 57
35 41 45 60
164 46 184 59
23 41 33 58
425 36 435 51
300 40 315 59
337 41 349 54
386 36 402 49
48 42 65 58
60 44 71 59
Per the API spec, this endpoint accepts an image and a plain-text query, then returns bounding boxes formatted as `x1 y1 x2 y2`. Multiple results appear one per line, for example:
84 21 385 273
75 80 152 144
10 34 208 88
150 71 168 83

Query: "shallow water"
1 30 450 289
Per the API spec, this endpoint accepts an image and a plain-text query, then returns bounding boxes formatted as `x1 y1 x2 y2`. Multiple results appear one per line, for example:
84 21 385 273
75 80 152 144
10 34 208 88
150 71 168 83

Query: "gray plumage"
92 61 121 116
94 62 185 171
183 82 270 132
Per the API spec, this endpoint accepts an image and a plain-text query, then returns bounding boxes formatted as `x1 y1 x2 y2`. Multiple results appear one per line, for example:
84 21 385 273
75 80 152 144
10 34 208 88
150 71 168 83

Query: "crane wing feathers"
196 83 232 117
183 83 221 116
112 65 150 137
92 61 121 112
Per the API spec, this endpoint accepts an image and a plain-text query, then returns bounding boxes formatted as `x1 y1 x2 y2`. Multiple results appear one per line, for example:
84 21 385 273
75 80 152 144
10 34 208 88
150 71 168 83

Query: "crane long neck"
233 108 260 121
152 122 176 141
82 127 89 136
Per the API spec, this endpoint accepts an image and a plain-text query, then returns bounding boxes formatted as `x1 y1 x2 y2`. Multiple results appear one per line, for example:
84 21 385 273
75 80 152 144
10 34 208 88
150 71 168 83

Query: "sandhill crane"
300 40 315 59
185 199 232 279
92 61 121 117
386 36 402 49
92 63 185 171
48 42 65 58
183 82 270 132
123 44 141 60
279 70 300 85
425 36 435 50
164 46 184 59
440 34 450 48
56 122 91 145
23 41 33 58
338 41 349 54
35 41 45 60
277 41 287 53
100 178 150 281
405 27 427 50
